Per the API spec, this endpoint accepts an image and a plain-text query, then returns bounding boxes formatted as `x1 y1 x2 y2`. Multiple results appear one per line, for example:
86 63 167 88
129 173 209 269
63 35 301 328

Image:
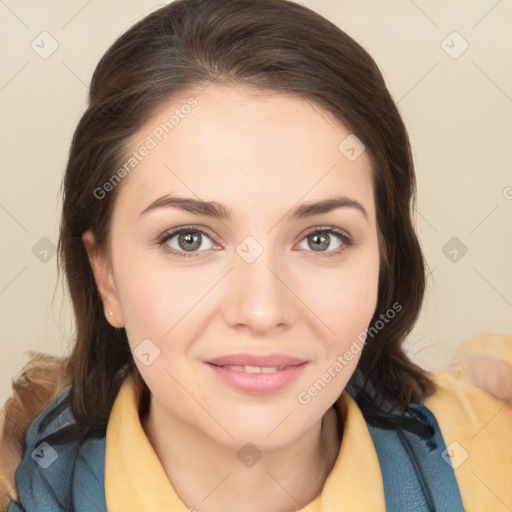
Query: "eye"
156 226 217 258
296 227 353 257
156 225 353 259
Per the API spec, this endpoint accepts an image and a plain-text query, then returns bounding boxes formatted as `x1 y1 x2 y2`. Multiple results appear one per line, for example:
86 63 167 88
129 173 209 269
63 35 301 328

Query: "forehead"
114 83 375 222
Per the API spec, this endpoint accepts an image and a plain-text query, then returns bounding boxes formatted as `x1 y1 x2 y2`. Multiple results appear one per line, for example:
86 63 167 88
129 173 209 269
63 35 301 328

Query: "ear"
82 230 125 328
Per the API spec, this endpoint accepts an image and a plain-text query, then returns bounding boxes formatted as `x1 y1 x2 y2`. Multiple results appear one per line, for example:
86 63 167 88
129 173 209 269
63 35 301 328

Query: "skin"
83 83 381 512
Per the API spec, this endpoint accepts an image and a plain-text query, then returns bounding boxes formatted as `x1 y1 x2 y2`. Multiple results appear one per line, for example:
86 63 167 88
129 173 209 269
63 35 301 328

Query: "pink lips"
205 353 308 394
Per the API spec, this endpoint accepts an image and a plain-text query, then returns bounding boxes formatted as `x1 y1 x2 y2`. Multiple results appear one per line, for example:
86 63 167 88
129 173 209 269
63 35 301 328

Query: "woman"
1 0 511 510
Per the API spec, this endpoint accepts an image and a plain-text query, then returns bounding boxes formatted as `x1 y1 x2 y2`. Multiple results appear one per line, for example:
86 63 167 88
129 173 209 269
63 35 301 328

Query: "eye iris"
179 231 201 251
308 233 329 251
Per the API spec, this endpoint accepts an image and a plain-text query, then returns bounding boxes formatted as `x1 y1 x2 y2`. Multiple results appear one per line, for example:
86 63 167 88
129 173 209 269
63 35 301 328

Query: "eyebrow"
139 194 369 222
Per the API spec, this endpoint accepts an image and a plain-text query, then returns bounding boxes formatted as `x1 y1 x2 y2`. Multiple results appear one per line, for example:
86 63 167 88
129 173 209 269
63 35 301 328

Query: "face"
83 83 380 451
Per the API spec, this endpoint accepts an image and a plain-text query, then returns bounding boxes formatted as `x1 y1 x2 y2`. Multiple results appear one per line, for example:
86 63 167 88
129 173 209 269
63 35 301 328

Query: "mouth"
205 353 307 368
209 363 294 373
204 354 308 394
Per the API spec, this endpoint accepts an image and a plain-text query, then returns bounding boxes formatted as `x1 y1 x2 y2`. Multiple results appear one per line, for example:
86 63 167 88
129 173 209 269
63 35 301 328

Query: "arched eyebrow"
287 196 368 222
139 194 368 222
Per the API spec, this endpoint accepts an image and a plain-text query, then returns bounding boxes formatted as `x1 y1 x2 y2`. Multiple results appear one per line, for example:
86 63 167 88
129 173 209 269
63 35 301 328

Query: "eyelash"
156 225 354 259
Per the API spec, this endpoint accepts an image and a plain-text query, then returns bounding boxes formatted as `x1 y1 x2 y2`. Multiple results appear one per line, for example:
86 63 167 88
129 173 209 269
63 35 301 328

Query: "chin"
220 429 301 453
197 412 314 453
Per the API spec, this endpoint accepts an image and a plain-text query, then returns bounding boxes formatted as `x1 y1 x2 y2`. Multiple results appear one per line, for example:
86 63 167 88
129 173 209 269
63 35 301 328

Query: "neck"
141 399 342 512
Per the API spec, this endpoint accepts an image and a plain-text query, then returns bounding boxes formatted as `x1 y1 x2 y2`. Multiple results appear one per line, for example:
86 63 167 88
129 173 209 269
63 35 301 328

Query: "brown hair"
1 0 434 505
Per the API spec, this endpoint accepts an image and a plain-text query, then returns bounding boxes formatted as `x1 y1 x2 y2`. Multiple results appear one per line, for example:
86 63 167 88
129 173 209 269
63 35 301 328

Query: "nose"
222 242 297 336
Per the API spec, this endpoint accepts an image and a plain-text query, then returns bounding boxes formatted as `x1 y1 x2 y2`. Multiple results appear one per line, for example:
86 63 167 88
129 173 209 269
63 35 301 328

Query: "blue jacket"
6 379 465 511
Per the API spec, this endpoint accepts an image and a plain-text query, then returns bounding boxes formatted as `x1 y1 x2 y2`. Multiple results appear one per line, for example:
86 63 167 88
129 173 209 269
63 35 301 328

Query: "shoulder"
5 384 106 512
424 332 512 511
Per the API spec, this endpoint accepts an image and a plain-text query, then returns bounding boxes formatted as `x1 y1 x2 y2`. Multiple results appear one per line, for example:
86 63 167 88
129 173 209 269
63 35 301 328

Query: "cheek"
304 251 380 332
116 260 201 340
113 260 207 393
305 250 380 374
294 270 379 418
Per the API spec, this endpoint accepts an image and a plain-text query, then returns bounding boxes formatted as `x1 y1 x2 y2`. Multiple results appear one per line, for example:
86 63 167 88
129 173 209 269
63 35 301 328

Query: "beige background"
1 0 511 405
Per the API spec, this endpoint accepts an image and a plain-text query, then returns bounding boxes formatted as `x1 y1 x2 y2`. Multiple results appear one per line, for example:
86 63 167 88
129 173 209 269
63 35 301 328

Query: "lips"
206 353 307 369
205 354 308 394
